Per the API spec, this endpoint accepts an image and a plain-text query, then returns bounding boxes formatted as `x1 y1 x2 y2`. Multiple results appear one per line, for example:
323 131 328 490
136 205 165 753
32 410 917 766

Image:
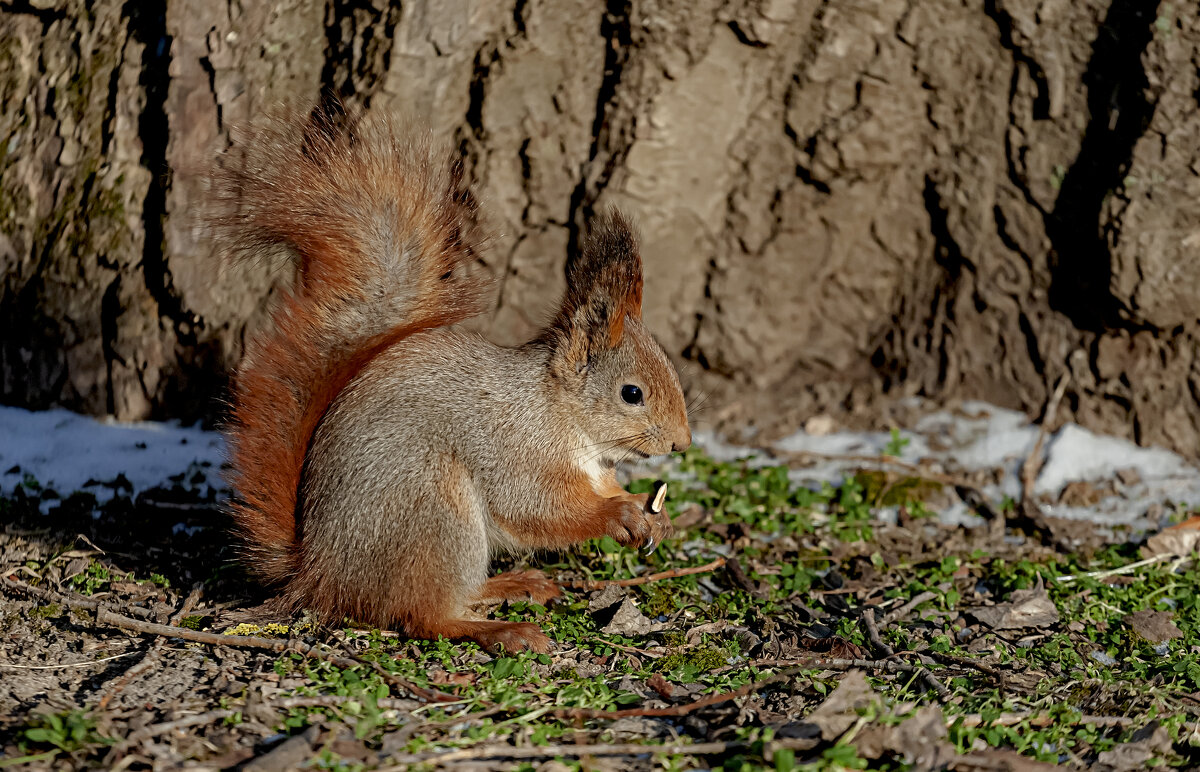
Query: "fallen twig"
375 737 817 766
1021 374 1069 502
0 651 139 670
862 607 894 656
927 651 1004 681
881 591 938 625
1055 553 1176 584
1 575 155 620
952 712 1135 729
1014 374 1073 551
774 451 1005 523
123 709 238 745
375 709 1137 767
93 607 456 704
863 607 950 699
562 558 727 591
553 664 807 720
710 656 958 676
774 450 970 488
273 695 422 711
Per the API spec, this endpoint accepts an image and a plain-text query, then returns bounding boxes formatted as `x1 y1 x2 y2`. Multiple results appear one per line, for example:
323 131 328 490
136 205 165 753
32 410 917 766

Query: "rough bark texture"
2 0 1198 451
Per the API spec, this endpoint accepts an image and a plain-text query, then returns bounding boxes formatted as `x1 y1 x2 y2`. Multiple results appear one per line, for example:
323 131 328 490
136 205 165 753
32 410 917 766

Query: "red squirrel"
214 108 692 653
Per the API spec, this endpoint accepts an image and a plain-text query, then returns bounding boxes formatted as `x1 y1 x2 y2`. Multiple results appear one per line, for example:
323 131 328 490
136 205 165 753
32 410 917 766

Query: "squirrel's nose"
671 429 692 453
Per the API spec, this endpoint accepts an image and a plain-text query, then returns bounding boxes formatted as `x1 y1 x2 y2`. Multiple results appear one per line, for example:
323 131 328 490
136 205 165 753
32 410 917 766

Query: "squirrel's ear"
557 210 644 353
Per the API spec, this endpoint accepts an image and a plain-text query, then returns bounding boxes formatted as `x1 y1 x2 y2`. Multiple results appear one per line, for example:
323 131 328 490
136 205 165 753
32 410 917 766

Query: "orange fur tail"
212 108 490 586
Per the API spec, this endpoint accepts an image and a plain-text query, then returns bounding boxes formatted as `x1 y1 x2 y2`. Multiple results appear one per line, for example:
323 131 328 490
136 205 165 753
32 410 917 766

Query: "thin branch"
952 712 1135 729
710 656 956 676
862 607 950 699
562 558 727 591
93 607 456 704
1013 374 1074 551
97 586 204 711
552 662 823 720
377 711 1136 767
862 607 894 656
123 709 237 745
773 450 1005 522
1055 554 1176 584
1 575 155 620
1021 373 1070 503
0 651 139 670
881 591 938 625
376 738 766 766
774 450 977 490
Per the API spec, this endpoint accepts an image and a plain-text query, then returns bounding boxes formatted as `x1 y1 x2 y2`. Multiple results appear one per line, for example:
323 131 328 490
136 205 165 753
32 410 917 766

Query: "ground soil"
3 1 1199 454
3 428 1199 770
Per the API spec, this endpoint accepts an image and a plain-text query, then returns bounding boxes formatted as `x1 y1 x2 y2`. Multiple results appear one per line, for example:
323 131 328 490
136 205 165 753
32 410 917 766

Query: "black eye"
620 384 644 405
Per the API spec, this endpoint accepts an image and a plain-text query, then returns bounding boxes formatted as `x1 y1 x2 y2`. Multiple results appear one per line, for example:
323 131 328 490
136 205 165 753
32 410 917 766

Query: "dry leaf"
1095 723 1171 771
854 705 954 768
1143 525 1200 558
805 670 877 740
646 673 674 699
967 583 1059 630
1124 610 1182 644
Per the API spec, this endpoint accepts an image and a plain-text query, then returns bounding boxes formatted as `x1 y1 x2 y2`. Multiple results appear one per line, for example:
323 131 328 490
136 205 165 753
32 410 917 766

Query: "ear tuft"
562 210 644 347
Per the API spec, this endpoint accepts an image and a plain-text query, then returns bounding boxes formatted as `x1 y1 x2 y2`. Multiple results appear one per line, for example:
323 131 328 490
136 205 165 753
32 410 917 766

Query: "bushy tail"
212 107 491 586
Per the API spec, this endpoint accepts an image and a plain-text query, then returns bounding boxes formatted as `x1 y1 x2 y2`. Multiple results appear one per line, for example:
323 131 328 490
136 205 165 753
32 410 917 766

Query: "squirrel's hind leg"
382 460 554 654
475 570 562 605
410 618 553 654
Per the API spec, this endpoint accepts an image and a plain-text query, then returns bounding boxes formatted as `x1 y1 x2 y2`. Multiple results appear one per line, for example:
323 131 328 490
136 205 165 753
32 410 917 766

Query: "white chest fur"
571 434 611 493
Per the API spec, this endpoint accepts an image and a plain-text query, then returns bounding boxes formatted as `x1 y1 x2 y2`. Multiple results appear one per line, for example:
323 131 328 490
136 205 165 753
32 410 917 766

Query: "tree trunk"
2 0 1198 453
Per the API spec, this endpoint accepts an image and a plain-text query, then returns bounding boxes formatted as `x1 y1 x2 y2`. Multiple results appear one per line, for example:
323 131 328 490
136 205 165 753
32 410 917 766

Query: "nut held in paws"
648 480 668 514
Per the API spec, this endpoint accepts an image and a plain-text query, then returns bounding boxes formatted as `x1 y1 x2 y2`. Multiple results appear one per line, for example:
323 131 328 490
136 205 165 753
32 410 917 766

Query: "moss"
638 587 676 618
224 622 292 638
853 470 943 507
660 630 687 648
180 615 206 631
30 603 62 620
651 646 728 675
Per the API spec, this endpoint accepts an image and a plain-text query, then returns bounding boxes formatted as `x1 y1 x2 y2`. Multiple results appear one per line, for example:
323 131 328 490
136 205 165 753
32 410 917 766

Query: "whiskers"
686 389 710 427
571 431 654 467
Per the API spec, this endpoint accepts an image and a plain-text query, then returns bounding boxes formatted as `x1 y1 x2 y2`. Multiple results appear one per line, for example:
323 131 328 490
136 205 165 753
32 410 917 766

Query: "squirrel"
213 107 692 654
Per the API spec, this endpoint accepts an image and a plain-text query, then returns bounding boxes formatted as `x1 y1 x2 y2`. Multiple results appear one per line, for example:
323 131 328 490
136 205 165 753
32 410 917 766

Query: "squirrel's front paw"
608 495 673 552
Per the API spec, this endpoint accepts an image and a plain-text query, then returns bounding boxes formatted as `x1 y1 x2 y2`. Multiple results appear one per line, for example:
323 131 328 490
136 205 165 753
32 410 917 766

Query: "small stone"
601 598 653 636
804 414 837 436
1116 467 1142 486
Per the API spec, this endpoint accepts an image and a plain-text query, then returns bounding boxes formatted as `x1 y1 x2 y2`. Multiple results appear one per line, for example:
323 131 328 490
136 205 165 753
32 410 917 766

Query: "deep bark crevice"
321 0 403 105
100 275 123 415
1046 0 1162 332
566 0 632 259
912 176 971 390
128 0 192 342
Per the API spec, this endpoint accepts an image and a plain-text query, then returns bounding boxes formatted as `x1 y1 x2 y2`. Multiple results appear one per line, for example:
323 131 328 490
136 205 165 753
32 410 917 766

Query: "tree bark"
2 0 1198 453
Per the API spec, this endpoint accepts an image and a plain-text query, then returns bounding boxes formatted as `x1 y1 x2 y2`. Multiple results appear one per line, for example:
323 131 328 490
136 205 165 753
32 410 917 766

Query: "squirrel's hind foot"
476 570 562 605
460 620 553 654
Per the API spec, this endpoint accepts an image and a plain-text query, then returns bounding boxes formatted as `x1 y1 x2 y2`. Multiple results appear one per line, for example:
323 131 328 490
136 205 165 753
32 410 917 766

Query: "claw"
642 536 657 555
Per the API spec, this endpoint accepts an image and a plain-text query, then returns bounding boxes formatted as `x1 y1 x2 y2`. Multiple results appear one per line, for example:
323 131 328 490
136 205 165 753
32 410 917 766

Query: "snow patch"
778 401 1200 529
2 398 1198 532
0 406 226 501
